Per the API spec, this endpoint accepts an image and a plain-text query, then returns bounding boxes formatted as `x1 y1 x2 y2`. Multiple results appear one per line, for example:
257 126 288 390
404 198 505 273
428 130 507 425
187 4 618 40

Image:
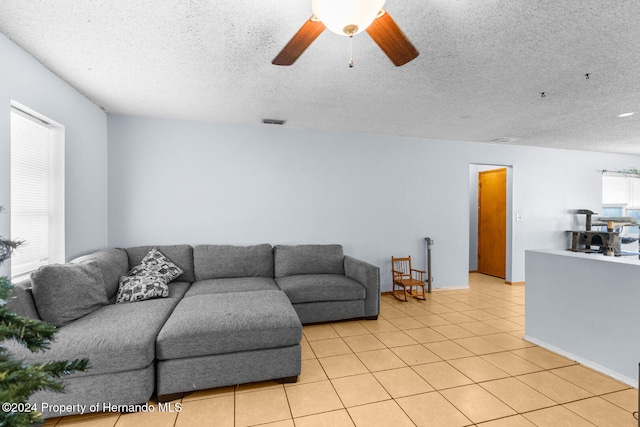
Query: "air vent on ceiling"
262 119 286 125
490 137 519 144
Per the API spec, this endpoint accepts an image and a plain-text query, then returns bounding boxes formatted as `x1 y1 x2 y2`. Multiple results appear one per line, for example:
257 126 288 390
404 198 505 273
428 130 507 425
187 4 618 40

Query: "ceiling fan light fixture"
312 0 386 36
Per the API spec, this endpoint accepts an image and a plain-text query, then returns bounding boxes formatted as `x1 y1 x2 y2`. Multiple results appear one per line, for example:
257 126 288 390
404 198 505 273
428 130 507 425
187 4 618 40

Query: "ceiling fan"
272 0 419 67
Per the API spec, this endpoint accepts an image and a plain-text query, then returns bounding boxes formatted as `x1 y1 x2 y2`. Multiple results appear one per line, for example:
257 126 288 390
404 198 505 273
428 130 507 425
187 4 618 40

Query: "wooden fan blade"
366 11 419 66
272 17 325 66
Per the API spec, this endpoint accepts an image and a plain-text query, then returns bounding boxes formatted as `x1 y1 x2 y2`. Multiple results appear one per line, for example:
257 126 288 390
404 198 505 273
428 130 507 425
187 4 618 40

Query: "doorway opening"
468 164 513 282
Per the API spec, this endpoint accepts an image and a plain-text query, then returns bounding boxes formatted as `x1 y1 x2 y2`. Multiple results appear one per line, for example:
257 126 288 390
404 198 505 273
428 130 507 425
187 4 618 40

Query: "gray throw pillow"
31 261 109 327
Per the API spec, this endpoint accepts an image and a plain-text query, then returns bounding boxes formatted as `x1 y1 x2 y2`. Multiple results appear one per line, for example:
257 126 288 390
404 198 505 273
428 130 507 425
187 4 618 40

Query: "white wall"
107 115 640 291
0 33 109 271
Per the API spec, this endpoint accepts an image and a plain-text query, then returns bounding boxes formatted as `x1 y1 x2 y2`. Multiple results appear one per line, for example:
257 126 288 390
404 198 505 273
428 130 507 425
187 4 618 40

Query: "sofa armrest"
6 276 41 321
344 256 380 318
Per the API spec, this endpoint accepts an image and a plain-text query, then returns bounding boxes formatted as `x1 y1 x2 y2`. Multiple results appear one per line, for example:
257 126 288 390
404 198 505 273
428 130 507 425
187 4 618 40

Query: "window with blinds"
602 171 640 235
10 105 65 278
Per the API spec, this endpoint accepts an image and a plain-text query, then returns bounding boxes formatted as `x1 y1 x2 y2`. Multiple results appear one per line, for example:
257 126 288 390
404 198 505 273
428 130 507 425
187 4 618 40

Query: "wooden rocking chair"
391 256 427 301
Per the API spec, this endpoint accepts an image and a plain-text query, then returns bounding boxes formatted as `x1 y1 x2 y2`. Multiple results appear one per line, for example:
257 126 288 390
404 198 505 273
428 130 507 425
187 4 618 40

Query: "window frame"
10 102 65 279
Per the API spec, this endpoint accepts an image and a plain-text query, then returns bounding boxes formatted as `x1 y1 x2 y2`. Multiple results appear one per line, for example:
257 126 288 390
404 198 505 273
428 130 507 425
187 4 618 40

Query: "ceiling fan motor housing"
312 0 386 36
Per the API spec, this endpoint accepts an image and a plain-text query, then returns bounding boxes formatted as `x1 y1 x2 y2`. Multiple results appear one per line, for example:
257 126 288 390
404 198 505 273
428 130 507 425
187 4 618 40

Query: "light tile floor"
44 273 639 426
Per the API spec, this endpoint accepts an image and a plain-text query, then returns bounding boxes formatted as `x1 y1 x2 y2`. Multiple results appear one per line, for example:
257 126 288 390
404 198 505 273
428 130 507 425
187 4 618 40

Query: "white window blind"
603 172 640 208
10 106 64 278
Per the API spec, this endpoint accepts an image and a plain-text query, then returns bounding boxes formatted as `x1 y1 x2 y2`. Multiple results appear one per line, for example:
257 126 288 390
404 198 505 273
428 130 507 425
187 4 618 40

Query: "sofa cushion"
5 297 179 377
71 248 128 301
156 290 301 360
194 244 273 280
129 248 184 282
185 277 280 297
167 281 191 299
6 276 41 320
30 262 109 327
274 245 344 277
125 245 194 282
275 274 365 304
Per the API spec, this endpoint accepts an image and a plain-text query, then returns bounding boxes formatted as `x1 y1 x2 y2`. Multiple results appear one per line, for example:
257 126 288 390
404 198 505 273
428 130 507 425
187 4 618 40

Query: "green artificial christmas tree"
0 208 89 426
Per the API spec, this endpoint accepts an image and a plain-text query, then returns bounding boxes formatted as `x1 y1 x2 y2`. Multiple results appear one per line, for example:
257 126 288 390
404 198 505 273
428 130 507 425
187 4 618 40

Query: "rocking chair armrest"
411 269 426 281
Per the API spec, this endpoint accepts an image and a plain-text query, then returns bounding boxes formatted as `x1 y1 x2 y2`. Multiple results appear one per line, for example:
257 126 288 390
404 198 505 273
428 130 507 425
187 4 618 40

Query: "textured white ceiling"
1 0 640 155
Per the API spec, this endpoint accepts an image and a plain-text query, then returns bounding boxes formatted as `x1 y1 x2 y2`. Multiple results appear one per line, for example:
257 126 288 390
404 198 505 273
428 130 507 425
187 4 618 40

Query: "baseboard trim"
523 335 638 388
505 281 525 286
381 286 470 295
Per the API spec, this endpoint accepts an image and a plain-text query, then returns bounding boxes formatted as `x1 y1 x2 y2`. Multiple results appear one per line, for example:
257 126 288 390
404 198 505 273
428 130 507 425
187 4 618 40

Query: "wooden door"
478 168 506 278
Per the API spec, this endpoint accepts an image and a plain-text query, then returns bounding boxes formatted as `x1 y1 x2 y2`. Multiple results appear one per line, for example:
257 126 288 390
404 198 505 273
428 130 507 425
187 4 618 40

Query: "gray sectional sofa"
7 243 379 418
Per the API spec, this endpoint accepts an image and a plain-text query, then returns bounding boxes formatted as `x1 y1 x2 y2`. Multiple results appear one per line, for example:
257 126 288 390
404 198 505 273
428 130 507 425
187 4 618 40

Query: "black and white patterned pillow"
115 248 183 304
115 274 169 304
128 248 184 282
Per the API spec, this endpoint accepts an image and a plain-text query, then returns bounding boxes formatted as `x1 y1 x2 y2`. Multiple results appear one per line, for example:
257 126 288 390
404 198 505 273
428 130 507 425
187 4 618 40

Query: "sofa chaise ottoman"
156 290 301 400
